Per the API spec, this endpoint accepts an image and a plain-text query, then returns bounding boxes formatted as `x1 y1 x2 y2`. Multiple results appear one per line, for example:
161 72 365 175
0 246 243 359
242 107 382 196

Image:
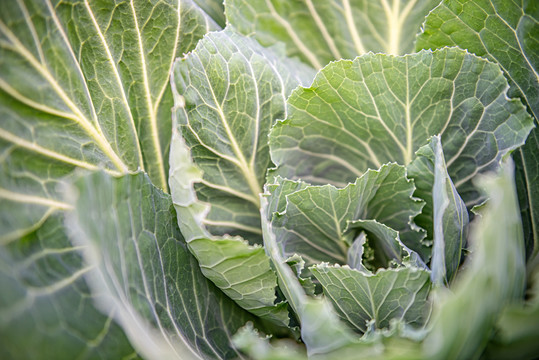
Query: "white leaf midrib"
0 18 128 173
264 0 322 69
194 51 262 206
84 0 144 171
129 0 168 191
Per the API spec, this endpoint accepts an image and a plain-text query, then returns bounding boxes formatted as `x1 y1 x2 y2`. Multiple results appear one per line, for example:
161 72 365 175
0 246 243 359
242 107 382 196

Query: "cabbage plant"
0 1 537 359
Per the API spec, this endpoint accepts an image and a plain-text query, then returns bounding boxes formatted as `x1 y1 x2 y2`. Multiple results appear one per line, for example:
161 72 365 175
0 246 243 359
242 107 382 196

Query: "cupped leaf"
408 136 469 285
423 160 526 360
417 0 539 264
0 0 219 356
346 220 426 271
347 232 368 272
311 264 431 334
268 164 426 263
66 171 256 360
225 0 440 69
270 48 533 210
169 28 314 325
0 215 137 360
260 191 357 357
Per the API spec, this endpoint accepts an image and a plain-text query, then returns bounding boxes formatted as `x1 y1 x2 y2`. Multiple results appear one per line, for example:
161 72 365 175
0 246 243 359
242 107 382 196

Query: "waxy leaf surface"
417 0 539 263
67 171 255 360
0 0 219 356
270 49 533 210
226 0 439 69
424 160 526 359
311 264 431 334
408 136 468 284
267 164 426 263
169 29 314 325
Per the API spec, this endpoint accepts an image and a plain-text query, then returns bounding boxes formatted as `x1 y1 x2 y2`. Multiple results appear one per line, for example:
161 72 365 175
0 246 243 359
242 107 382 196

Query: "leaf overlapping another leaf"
260 191 357 357
311 264 431 334
408 136 468 285
66 171 256 360
270 48 533 220
226 0 440 69
417 0 539 263
424 160 526 360
169 28 314 325
267 164 426 263
0 0 222 356
0 215 137 360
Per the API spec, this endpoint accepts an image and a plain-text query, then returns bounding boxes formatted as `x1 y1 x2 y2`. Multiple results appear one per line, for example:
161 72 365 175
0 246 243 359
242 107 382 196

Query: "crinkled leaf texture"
266 164 426 263
0 0 220 356
417 0 539 263
311 264 431 334
260 191 357 357
270 48 533 243
66 171 256 360
169 28 314 325
226 0 440 69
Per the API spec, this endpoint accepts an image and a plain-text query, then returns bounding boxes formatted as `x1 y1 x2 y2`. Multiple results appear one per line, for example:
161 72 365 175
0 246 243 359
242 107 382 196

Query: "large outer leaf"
0 0 219 356
0 215 137 360
417 0 538 119
423 160 526 360
267 164 426 263
270 48 533 209
515 130 539 260
311 264 431 334
169 29 313 324
408 136 468 284
416 0 539 262
66 171 255 360
225 0 440 69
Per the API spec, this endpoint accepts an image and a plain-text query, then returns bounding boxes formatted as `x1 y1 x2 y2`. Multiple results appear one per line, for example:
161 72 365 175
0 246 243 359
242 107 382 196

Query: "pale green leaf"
515 128 539 261
346 220 426 271
225 0 440 69
170 28 314 243
268 164 426 263
423 160 526 360
194 0 226 27
270 48 533 211
416 0 539 264
311 264 431 334
347 232 367 272
0 215 137 360
170 123 289 327
232 323 307 360
408 136 469 285
417 0 539 119
0 0 219 355
485 262 539 359
260 191 357 357
66 171 256 360
169 28 314 325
